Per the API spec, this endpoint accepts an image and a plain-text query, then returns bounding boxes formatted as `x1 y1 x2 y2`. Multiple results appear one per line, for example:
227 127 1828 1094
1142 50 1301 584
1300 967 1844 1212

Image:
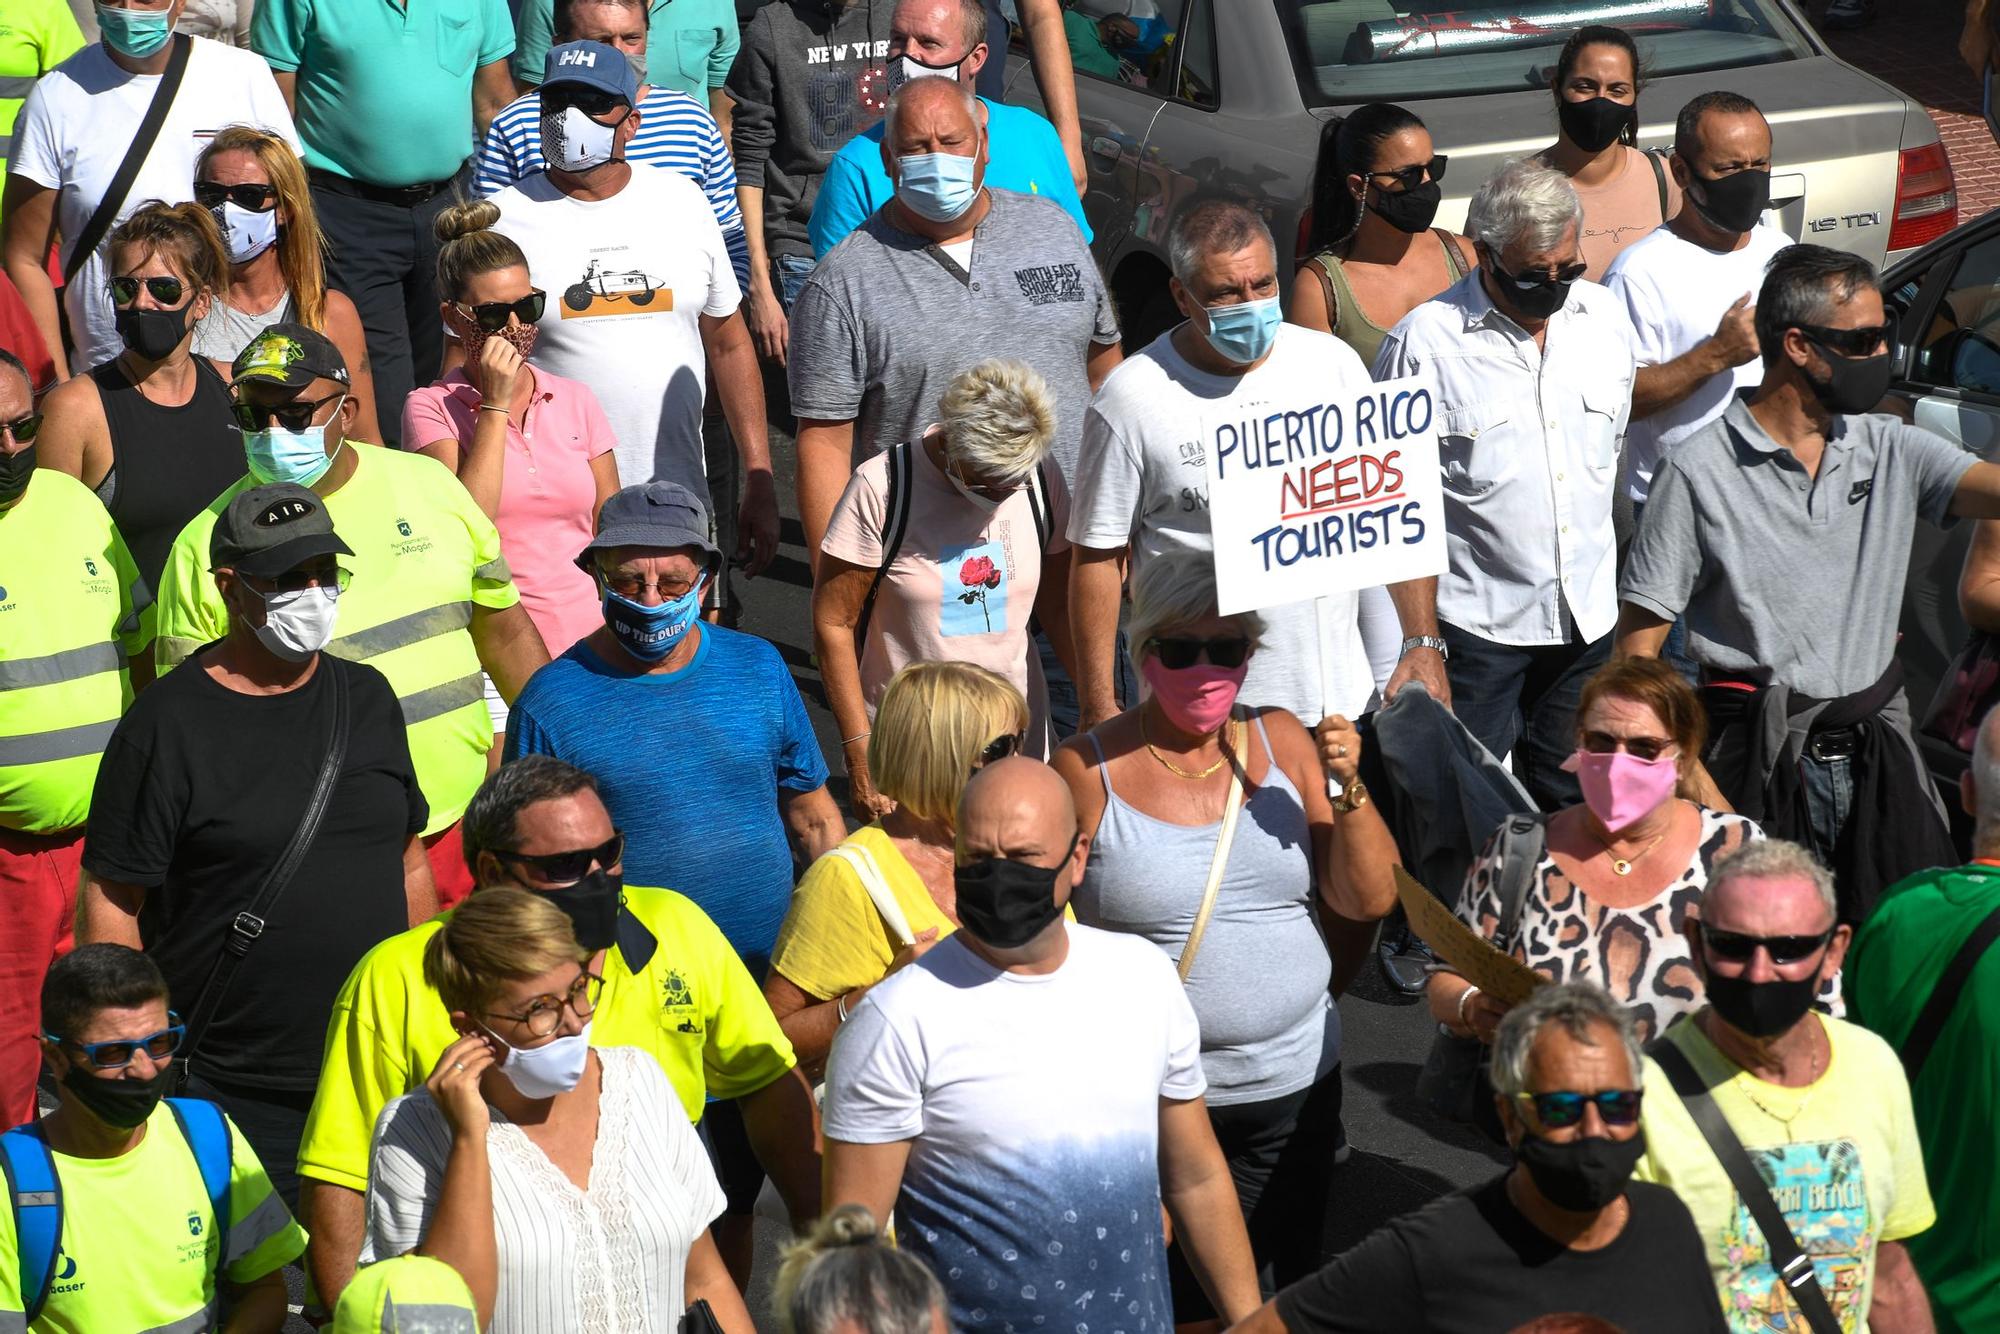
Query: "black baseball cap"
210 483 353 577
231 322 351 391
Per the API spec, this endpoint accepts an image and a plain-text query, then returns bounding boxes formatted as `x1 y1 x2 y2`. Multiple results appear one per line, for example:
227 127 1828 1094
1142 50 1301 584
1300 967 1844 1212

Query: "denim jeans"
1039 626 1136 740
1798 749 1858 865
773 253 815 313
1440 622 1613 811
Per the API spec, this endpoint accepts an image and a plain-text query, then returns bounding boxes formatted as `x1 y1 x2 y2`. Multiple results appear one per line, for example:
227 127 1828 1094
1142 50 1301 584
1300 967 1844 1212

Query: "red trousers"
423 820 474 910
0 826 83 1128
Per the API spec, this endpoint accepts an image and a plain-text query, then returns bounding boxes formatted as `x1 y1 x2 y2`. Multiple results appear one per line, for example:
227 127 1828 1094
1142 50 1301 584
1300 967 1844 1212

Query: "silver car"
1004 0 1959 346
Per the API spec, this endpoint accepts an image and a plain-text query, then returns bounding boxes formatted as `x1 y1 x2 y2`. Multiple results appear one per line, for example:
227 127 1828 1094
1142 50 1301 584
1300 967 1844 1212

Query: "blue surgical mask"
602 573 706 662
96 2 176 58
1199 296 1282 366
243 411 343 488
895 148 980 224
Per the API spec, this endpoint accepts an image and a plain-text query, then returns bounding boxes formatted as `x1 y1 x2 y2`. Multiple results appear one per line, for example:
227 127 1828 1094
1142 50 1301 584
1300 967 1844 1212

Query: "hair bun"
434 199 502 244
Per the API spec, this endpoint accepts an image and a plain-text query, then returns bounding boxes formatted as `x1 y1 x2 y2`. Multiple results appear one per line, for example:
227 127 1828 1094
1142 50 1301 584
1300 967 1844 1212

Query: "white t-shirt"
9 39 298 372
1068 323 1377 723
491 167 742 499
823 924 1203 1333
1603 221 1793 504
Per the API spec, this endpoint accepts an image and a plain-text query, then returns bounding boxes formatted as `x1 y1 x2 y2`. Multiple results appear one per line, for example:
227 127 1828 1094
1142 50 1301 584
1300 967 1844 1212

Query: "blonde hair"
1127 550 1265 656
107 200 229 300
421 887 588 1016
196 127 331 330
868 661 1028 825
939 358 1056 486
774 1206 944 1334
433 199 531 304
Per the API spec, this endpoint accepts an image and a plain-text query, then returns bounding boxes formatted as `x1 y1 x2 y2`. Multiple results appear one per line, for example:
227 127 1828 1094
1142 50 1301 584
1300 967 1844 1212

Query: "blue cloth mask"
895 149 980 224
244 409 343 488
602 573 706 661
1199 295 1282 366
96 2 175 58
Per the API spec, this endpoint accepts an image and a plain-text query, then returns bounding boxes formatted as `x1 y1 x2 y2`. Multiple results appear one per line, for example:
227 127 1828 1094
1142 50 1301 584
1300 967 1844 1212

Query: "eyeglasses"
194 180 279 213
486 971 603 1039
1493 260 1589 290
543 87 628 119
1 412 43 444
975 732 1025 770
599 570 698 601
1149 637 1252 670
108 275 187 308
457 291 546 333
1513 1089 1643 1129
45 1012 186 1069
1799 322 1895 358
1698 925 1834 966
1368 154 1447 192
243 564 351 595
1579 731 1676 762
492 832 626 885
230 393 345 433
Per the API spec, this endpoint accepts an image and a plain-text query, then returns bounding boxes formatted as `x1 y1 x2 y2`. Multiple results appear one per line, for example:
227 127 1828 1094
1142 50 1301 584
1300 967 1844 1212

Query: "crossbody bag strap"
1899 899 2000 1081
178 663 351 1075
1644 147 1670 222
827 844 916 949
1492 813 1549 953
855 440 913 651
63 34 192 286
1178 715 1246 984
1649 1037 1843 1334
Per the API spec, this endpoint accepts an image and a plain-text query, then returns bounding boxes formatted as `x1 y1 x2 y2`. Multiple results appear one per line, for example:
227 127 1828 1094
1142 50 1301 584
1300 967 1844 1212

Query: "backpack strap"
1644 147 1671 221
1026 458 1053 554
1491 812 1549 954
1 1124 62 1324
855 440 914 650
1898 900 2000 1082
165 1098 232 1273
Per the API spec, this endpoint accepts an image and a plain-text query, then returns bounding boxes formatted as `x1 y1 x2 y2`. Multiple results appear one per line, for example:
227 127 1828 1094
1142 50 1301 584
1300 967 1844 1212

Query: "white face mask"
491 1020 592 1099
213 201 278 264
887 50 962 95
541 104 620 174
249 584 340 662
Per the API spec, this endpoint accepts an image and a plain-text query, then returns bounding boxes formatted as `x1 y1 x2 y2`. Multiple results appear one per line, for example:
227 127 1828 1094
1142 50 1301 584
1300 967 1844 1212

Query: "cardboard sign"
1204 372 1447 616
1394 867 1545 1006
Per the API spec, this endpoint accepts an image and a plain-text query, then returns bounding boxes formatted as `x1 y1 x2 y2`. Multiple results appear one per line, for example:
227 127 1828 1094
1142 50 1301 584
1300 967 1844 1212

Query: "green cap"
332 1255 480 1333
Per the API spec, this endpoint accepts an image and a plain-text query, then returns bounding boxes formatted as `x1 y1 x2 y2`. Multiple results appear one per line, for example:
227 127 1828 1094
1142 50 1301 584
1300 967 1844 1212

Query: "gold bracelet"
477 403 510 414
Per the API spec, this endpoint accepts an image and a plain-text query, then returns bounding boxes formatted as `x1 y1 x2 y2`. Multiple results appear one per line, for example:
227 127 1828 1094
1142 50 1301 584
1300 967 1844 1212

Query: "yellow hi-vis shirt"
152 443 519 832
0 1 82 169
0 471 151 834
0 1102 307 1333
299 885 799 1192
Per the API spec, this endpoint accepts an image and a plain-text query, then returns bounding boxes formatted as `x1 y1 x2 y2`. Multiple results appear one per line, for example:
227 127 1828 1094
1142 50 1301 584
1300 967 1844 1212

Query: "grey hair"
1754 244 1879 369
1702 838 1837 922
1167 197 1275 286
1127 550 1265 657
774 1205 946 1334
1490 981 1644 1099
940 359 1056 486
883 74 980 144
1464 158 1583 257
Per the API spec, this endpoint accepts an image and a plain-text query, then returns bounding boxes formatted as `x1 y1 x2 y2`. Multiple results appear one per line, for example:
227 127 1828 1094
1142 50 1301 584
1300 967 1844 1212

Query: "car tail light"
1888 142 1957 252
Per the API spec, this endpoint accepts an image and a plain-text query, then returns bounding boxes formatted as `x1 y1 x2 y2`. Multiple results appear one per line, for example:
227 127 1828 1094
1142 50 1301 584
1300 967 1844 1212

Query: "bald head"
956 756 1077 868
1969 708 2000 850
884 75 979 150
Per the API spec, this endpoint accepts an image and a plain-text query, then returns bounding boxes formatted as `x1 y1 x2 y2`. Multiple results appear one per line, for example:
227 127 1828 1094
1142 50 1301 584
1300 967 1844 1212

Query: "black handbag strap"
178 662 350 1073
63 33 192 286
1899 899 2000 1082
1492 812 1548 953
854 439 914 651
1650 1037 1842 1334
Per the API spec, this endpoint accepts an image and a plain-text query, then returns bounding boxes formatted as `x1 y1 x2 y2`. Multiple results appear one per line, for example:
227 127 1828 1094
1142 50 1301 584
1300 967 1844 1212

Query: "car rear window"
1284 0 1817 104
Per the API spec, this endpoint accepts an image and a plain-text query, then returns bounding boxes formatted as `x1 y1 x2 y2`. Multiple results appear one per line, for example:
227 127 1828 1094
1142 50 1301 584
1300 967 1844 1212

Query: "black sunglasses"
1 412 43 444
108 275 186 308
492 832 626 885
1368 154 1447 192
1514 1089 1643 1129
1494 260 1589 291
458 290 546 333
543 87 628 118
1150 637 1252 670
1698 924 1834 966
231 393 345 433
194 180 279 212
1579 731 1675 762
975 732 1026 769
1799 322 1895 358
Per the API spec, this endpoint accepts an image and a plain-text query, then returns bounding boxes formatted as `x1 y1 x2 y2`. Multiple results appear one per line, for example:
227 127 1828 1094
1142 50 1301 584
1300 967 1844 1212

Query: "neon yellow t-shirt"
0 1 83 165
769 824 958 1000
1635 1014 1936 1332
152 444 519 832
299 885 798 1192
0 1102 307 1332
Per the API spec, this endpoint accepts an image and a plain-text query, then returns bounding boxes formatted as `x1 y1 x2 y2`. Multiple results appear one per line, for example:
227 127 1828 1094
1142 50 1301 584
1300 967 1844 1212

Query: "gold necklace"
1593 820 1669 876
1733 1025 1825 1132
1143 715 1237 781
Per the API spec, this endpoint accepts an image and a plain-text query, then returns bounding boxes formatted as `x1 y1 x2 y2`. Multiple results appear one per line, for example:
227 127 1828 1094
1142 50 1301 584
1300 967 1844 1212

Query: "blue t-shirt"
504 627 829 972
807 96 1089 259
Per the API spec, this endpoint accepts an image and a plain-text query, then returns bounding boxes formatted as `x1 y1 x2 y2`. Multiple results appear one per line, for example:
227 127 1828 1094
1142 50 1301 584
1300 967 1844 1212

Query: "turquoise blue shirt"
808 96 1090 259
250 0 515 186
512 0 739 102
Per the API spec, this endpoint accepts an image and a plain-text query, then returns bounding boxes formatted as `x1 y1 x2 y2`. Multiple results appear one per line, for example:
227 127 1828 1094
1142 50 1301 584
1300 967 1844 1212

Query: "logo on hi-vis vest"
48 1246 82 1296
392 517 434 558
84 559 97 576
188 1211 204 1237
397 518 412 537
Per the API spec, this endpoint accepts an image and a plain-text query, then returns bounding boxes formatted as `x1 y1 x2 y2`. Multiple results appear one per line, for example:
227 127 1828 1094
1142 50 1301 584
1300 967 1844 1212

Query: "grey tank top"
1071 714 1337 1104
191 291 294 362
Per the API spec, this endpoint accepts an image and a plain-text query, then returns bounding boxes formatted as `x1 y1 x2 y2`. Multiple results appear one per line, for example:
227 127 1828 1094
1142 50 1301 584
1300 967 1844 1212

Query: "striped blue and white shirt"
475 87 749 289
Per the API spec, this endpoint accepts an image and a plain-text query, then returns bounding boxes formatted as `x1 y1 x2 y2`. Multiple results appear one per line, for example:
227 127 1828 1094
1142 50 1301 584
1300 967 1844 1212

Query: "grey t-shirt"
786 188 1121 483
1621 399 1976 698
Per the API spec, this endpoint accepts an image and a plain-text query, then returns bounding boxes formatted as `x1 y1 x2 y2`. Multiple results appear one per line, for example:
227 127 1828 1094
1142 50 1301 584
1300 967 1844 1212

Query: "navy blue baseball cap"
542 40 639 105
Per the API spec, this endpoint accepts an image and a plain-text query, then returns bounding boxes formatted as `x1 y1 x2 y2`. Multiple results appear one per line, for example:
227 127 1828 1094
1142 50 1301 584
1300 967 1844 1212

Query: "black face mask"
62 1061 173 1130
1368 179 1441 235
546 868 623 952
954 837 1076 950
1515 1127 1647 1212
1803 342 1894 416
1689 168 1771 235
1487 261 1574 322
114 302 192 362
0 444 33 508
1703 967 1820 1039
1558 96 1636 154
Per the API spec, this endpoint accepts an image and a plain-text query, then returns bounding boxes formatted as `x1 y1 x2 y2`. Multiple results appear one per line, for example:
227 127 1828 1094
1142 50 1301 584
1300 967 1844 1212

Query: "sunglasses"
1698 925 1834 966
1799 322 1895 358
458 290 546 333
194 180 279 212
1368 154 1447 192
1493 260 1588 291
1 412 43 444
543 87 628 118
975 732 1026 769
492 832 626 885
244 564 351 596
108 275 186 308
46 1012 186 1070
1514 1089 1643 1129
1149 637 1252 670
487 970 604 1038
1579 731 1675 762
231 393 345 433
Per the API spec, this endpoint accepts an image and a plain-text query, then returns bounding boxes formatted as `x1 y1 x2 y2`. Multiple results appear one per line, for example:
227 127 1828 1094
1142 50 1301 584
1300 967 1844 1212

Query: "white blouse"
362 1046 726 1333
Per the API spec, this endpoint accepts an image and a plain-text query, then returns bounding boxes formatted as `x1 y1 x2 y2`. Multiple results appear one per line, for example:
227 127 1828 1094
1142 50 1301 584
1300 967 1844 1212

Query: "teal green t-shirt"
251 0 516 185
512 0 739 102
1847 863 2000 1334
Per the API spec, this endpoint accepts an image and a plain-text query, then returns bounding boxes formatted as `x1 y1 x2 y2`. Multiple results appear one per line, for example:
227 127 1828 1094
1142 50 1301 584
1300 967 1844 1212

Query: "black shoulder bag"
62 34 192 289
175 662 350 1088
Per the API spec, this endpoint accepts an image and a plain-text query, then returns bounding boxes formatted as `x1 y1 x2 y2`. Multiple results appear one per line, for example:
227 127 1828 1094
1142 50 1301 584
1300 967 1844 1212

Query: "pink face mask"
1563 748 1679 832
1141 655 1247 734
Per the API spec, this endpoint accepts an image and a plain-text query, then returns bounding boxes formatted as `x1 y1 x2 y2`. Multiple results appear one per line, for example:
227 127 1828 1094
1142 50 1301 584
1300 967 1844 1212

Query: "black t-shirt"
84 651 428 1091
1273 1176 1728 1334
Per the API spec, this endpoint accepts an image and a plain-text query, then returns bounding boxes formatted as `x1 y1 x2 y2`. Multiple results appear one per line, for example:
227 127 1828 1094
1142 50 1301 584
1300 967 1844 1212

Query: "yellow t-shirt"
0 1103 306 1332
768 824 957 1000
1635 1014 1936 1332
299 885 798 1192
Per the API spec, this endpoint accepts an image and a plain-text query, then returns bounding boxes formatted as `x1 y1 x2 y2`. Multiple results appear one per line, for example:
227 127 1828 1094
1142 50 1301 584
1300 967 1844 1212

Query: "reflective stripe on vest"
0 642 122 691
378 1302 478 1332
136 1302 220 1334
223 1190 293 1267
328 602 474 659
0 718 118 766
0 75 39 99
398 672 486 727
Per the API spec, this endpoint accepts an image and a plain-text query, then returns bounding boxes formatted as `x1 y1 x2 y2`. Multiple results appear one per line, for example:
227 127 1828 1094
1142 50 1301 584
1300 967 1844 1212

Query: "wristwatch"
1399 635 1449 661
1332 777 1370 814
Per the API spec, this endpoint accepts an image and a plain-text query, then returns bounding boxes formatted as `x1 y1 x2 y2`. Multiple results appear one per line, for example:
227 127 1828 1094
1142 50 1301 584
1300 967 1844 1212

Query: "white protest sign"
1203 371 1447 617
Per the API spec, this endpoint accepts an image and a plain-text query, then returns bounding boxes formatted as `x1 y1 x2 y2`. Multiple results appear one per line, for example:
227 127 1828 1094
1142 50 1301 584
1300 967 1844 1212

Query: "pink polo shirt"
403 366 612 658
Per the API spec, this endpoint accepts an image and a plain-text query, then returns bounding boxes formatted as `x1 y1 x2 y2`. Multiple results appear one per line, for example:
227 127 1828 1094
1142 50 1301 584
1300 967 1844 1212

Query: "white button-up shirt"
1373 270 1636 647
